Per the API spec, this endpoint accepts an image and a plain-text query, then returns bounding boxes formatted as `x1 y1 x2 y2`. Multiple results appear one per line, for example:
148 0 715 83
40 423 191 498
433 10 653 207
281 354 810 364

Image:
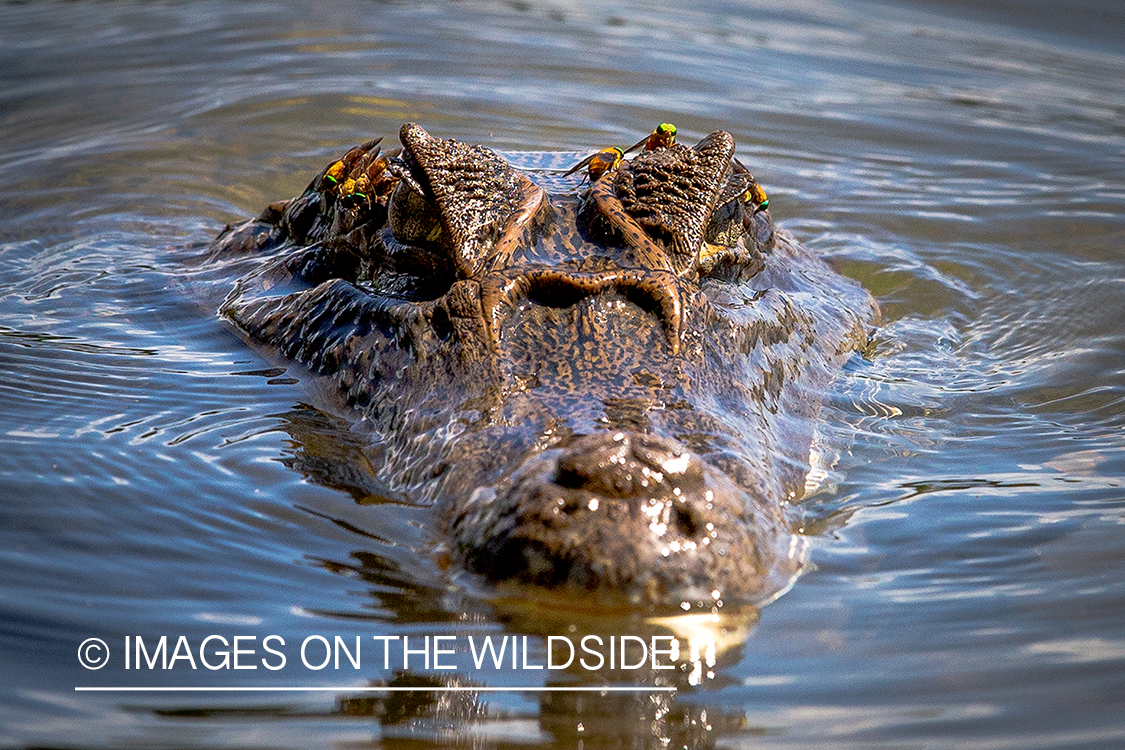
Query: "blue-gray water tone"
1 0 1123 747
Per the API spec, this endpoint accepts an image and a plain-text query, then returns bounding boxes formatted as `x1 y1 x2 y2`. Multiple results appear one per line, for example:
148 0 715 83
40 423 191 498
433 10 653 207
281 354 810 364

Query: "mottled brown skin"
208 123 878 608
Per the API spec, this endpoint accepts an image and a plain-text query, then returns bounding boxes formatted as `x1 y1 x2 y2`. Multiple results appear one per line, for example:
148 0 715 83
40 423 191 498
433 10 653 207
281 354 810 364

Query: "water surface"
1 0 1123 747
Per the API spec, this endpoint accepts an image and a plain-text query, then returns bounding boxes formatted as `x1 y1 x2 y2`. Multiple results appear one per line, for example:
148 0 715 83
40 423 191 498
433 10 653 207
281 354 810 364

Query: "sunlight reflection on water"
1 0 1123 747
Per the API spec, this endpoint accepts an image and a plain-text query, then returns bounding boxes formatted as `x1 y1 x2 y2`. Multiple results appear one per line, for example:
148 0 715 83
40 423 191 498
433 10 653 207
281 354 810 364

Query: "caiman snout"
450 431 802 606
555 432 705 502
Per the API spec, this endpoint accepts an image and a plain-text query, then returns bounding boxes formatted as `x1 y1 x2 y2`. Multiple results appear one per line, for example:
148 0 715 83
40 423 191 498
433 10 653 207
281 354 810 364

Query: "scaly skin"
207 123 878 608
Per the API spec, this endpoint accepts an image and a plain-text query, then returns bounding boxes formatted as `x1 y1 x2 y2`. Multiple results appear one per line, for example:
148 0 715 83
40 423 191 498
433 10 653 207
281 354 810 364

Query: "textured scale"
206 123 878 608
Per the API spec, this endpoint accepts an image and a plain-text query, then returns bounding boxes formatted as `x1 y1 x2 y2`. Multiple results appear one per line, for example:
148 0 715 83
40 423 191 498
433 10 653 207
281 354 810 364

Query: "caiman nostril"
671 502 701 538
553 432 704 499
554 433 633 496
630 433 707 493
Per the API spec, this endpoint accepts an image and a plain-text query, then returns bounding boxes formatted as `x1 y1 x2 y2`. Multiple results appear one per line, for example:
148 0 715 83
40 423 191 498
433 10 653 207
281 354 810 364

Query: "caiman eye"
370 124 547 301
378 180 457 299
703 193 747 248
604 129 736 275
698 185 765 282
388 179 444 248
393 123 540 280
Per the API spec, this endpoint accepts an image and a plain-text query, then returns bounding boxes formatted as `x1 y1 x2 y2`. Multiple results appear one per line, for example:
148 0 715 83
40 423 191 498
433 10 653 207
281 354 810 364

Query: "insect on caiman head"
215 123 876 609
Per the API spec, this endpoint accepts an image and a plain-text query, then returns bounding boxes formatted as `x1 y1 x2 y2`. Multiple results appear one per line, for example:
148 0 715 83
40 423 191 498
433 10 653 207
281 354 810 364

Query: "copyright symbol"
78 638 109 670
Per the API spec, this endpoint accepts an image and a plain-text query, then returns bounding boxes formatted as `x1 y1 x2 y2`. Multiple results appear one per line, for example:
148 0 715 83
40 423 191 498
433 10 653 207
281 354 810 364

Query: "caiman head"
215 123 876 609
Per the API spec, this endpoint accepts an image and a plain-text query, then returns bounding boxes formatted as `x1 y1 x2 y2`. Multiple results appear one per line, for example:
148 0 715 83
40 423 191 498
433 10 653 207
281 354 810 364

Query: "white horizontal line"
75 685 675 693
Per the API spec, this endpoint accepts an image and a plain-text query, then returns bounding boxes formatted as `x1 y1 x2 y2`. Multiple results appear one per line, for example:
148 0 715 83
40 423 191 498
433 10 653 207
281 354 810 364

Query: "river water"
1 0 1123 747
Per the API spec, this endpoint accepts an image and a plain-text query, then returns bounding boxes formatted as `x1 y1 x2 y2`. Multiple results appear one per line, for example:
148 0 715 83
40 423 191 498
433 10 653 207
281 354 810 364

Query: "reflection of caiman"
207 123 877 609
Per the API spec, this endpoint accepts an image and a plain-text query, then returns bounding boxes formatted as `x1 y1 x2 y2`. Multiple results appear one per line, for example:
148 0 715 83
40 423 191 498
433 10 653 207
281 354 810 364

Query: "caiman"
206 123 878 609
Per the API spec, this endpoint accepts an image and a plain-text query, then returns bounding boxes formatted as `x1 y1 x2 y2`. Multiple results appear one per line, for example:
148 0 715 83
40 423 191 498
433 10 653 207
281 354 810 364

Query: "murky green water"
2 0 1123 747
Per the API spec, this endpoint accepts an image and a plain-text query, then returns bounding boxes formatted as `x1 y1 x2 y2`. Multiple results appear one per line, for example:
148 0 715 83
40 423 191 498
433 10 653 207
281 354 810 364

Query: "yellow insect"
365 154 388 182
323 160 347 187
350 174 371 201
743 181 769 213
623 122 677 155
319 136 383 191
336 173 373 208
364 153 400 197
564 146 625 182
